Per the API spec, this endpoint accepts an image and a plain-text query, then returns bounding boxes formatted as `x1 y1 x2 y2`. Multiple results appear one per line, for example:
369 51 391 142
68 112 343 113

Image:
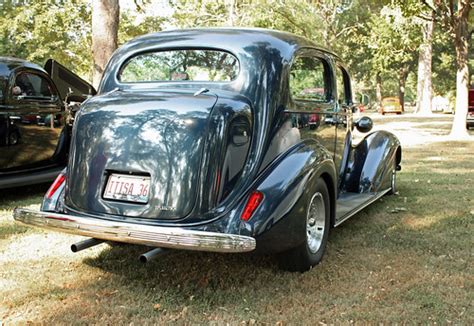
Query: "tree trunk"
415 13 434 115
398 66 409 112
92 0 119 88
376 71 382 111
449 2 471 139
225 0 236 26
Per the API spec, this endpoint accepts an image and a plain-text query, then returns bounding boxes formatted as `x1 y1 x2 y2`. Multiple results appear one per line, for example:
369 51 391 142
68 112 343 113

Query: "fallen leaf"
389 207 407 213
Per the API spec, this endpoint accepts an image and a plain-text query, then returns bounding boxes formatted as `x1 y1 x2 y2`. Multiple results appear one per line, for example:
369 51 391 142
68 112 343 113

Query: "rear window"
119 49 239 83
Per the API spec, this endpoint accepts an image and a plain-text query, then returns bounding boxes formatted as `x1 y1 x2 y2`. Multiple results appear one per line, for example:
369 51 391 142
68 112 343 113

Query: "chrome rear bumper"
13 208 256 253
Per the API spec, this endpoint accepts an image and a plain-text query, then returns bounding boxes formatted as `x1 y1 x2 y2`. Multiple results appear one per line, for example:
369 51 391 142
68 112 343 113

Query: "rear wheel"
278 178 330 272
8 131 20 146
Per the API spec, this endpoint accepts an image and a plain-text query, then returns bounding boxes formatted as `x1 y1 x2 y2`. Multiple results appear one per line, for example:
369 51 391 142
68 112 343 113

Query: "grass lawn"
1 114 473 324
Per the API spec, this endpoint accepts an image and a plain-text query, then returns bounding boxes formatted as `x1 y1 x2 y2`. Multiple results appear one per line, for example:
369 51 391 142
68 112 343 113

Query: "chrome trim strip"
13 208 256 253
334 188 390 227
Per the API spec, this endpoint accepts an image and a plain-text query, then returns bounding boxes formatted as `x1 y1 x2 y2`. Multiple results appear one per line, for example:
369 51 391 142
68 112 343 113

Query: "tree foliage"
0 0 470 114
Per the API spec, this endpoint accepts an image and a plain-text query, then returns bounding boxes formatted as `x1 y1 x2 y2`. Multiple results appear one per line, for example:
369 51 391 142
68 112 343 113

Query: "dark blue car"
14 29 401 272
0 57 95 188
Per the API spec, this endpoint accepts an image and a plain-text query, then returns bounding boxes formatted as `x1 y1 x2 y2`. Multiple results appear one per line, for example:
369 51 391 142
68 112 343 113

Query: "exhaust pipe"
71 238 104 253
139 247 167 263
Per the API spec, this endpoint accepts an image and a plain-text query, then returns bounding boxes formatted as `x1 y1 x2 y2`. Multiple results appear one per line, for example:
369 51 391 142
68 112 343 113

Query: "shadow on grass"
0 223 30 239
0 183 49 207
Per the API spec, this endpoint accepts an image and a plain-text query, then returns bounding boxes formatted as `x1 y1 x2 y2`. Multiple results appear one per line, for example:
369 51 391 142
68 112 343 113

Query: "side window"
13 72 55 99
0 78 5 100
290 56 329 102
335 66 351 106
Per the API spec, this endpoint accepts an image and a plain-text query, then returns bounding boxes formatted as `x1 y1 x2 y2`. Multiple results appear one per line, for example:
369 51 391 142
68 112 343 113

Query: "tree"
92 0 120 88
0 0 92 79
415 11 434 115
428 0 472 139
446 0 472 138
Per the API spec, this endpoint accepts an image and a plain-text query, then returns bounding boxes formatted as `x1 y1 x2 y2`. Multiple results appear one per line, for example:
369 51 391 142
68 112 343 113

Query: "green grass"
1 116 473 324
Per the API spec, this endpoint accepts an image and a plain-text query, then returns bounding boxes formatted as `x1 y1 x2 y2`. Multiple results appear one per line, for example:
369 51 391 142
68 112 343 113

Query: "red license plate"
103 174 150 203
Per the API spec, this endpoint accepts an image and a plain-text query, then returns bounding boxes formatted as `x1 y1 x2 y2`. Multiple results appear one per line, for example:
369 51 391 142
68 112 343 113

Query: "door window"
335 66 351 106
290 56 330 103
13 72 56 100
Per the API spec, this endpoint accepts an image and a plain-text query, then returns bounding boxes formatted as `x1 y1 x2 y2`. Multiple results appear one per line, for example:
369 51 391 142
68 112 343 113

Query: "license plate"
103 174 150 203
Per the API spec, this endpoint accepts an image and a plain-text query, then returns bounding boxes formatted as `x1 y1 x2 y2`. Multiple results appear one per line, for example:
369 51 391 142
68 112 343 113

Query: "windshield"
118 49 239 83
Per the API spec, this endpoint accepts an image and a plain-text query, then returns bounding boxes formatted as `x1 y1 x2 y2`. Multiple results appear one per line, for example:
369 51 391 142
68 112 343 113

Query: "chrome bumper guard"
13 208 256 253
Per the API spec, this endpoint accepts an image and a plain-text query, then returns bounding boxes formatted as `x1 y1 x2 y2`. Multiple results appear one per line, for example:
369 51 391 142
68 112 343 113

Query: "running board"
334 189 390 227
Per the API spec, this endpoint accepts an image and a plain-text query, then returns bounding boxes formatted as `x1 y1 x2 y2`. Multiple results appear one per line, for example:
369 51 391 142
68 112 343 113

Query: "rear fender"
240 140 336 253
343 131 401 193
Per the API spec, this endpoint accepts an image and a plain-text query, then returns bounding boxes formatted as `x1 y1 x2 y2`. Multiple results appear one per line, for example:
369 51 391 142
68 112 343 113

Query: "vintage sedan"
0 57 95 189
14 29 401 272
380 97 403 115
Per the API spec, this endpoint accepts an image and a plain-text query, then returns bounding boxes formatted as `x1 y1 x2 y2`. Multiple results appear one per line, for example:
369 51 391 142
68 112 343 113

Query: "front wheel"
278 178 330 272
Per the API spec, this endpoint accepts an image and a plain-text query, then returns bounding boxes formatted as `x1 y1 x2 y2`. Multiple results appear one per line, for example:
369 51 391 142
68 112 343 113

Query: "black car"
0 57 96 188
14 29 401 272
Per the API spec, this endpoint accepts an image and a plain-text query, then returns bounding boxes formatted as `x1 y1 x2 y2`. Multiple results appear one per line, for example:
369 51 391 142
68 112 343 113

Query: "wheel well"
320 172 336 228
396 146 402 165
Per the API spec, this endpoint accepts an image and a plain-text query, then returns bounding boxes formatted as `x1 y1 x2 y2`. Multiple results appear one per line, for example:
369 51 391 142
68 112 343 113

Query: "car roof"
118 28 338 62
0 56 46 78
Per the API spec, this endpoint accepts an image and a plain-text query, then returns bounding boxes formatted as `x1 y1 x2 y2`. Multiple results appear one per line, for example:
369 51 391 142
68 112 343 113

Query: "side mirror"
354 116 373 133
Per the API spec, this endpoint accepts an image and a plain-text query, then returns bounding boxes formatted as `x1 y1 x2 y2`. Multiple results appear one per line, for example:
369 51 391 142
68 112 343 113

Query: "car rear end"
13 47 260 253
381 97 402 115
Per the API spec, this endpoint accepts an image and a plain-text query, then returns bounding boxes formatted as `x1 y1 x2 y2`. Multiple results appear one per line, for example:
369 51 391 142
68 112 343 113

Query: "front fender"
241 140 336 253
343 130 401 193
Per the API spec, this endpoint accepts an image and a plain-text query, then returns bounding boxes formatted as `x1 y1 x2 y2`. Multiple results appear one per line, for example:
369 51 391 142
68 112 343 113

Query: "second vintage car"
380 97 403 115
14 29 401 272
0 57 96 189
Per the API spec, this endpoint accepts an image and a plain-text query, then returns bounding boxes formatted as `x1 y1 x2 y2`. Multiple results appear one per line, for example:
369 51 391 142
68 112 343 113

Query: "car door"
1 69 64 172
288 50 337 158
334 63 353 187
44 59 96 101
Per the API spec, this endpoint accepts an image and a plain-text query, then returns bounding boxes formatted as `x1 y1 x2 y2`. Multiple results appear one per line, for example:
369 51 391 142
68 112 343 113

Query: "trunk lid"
66 90 217 219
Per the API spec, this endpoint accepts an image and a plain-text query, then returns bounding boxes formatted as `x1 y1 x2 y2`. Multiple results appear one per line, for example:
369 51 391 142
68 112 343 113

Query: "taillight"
46 173 66 199
241 191 264 221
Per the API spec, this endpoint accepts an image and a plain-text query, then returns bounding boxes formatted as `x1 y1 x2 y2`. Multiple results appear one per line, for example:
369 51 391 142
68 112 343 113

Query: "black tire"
278 178 330 272
8 131 20 146
387 159 397 195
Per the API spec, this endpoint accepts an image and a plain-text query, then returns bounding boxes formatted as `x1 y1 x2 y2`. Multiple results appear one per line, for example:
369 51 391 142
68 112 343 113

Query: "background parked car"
0 57 96 189
380 97 403 115
467 88 474 129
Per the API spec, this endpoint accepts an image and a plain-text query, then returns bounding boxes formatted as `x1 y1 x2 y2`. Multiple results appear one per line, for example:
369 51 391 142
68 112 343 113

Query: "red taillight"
241 191 264 221
46 173 66 199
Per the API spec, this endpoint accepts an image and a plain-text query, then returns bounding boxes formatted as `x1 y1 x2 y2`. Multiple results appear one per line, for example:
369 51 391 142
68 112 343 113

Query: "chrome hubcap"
391 168 396 190
9 134 18 145
306 192 326 254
